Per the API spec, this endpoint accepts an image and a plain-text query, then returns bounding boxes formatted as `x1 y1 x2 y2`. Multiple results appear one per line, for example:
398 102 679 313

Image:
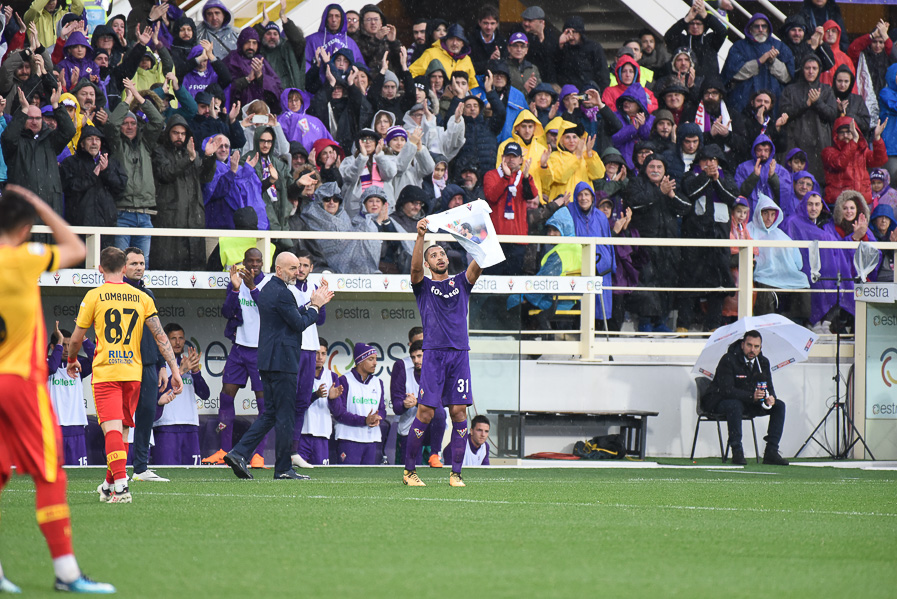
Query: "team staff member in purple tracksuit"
403 217 483 488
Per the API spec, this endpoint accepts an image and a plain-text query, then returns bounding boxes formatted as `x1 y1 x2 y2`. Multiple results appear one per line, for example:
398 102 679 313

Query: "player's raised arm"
146 315 184 394
466 259 483 286
8 184 86 269
66 326 88 378
411 218 428 285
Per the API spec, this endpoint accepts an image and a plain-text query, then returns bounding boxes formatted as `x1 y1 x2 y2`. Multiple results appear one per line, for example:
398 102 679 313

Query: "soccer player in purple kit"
403 218 483 487
298 340 340 465
203 248 270 468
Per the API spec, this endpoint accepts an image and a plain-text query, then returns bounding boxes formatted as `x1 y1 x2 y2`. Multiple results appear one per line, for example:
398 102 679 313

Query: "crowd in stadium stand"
7 0 897 333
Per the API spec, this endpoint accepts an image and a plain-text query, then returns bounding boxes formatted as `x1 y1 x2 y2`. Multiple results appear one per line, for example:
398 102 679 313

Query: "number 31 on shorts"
456 378 470 393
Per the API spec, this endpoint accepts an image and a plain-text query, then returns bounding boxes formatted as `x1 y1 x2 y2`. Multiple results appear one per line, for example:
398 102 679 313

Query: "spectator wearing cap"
662 0 727 79
305 4 365 82
513 5 558 84
59 123 126 229
340 128 397 215
555 15 610 91
506 32 541 96
353 4 401 75
451 79 506 177
312 137 344 186
309 62 373 153
468 4 506 74
484 141 539 274
195 0 238 60
528 82 557 128
722 13 794 113
151 115 206 270
546 120 605 200
638 28 670 72
279 87 332 153
225 27 283 110
385 125 434 200
24 0 85 49
497 109 549 201
657 81 695 126
189 90 245 152
409 24 478 90
252 2 306 90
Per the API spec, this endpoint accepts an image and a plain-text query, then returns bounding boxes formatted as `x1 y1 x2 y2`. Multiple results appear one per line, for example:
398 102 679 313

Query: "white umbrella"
692 314 819 379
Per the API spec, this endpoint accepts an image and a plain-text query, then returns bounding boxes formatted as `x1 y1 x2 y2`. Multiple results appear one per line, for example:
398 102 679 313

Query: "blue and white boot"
54 575 116 593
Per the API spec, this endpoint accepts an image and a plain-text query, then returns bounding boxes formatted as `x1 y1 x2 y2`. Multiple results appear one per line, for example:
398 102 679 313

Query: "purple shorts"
337 439 378 465
298 434 330 465
152 425 201 465
222 344 264 392
60 425 88 466
418 349 473 409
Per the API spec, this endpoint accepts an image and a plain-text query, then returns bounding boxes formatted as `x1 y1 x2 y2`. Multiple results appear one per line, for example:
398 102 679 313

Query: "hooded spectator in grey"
196 0 239 59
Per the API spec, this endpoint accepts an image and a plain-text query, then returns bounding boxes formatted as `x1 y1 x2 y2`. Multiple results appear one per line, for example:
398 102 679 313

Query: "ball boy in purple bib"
403 218 483 487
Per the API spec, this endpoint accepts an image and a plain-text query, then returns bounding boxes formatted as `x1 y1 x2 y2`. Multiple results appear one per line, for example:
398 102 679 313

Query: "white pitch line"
6 489 893 519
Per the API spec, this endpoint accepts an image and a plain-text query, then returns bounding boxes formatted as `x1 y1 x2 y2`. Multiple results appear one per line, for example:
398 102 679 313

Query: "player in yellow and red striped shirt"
0 185 115 593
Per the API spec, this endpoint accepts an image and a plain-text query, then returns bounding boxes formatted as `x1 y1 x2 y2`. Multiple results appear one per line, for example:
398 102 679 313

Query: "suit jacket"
257 275 319 374
705 340 777 412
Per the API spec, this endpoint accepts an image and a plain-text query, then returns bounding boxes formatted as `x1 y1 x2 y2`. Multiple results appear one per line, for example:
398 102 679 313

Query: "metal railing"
34 225 895 362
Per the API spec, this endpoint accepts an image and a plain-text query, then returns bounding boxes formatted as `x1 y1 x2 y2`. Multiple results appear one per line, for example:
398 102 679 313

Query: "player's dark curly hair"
0 189 37 235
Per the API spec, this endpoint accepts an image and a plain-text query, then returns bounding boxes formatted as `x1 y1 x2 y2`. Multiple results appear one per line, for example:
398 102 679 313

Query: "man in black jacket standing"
225 253 335 480
555 16 609 91
705 331 790 466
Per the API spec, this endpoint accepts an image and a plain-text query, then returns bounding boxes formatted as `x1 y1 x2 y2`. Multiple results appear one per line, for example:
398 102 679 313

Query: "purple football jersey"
413 272 473 351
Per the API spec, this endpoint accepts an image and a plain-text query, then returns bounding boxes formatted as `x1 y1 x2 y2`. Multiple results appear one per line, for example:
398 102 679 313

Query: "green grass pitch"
2 464 896 598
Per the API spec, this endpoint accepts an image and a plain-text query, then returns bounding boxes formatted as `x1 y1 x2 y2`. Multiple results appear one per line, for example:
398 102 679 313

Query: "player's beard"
430 264 448 275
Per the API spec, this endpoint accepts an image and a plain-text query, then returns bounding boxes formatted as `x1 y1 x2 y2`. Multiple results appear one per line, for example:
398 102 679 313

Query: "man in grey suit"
224 253 335 479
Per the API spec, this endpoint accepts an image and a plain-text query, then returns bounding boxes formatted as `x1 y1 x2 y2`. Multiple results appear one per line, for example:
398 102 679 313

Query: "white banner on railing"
38 271 603 294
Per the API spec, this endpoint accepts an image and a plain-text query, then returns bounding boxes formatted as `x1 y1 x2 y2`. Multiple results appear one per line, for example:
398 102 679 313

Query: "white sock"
101 480 111 491
53 555 80 583
0 558 4 578
114 477 128 493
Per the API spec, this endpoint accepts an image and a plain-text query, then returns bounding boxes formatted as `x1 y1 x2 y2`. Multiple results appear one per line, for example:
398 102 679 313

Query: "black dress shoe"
224 452 253 479
763 450 790 466
730 447 748 466
275 470 311 480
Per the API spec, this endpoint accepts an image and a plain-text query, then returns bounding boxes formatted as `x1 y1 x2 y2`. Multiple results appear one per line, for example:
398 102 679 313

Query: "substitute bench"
487 410 659 460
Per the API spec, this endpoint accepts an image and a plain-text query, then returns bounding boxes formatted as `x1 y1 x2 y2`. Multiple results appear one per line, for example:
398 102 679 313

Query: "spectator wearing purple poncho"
278 87 331 152
305 4 365 82
57 31 99 90
567 181 615 322
782 190 855 331
224 28 282 112
200 134 269 231
179 43 232 99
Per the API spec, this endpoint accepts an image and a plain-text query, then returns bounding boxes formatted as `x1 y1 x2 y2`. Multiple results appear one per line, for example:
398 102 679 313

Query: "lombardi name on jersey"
351 396 379 405
430 286 460 299
100 292 143 303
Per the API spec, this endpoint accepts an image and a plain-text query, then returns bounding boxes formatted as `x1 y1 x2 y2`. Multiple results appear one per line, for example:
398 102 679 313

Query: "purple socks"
218 392 235 451
404 417 429 471
451 420 468 473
